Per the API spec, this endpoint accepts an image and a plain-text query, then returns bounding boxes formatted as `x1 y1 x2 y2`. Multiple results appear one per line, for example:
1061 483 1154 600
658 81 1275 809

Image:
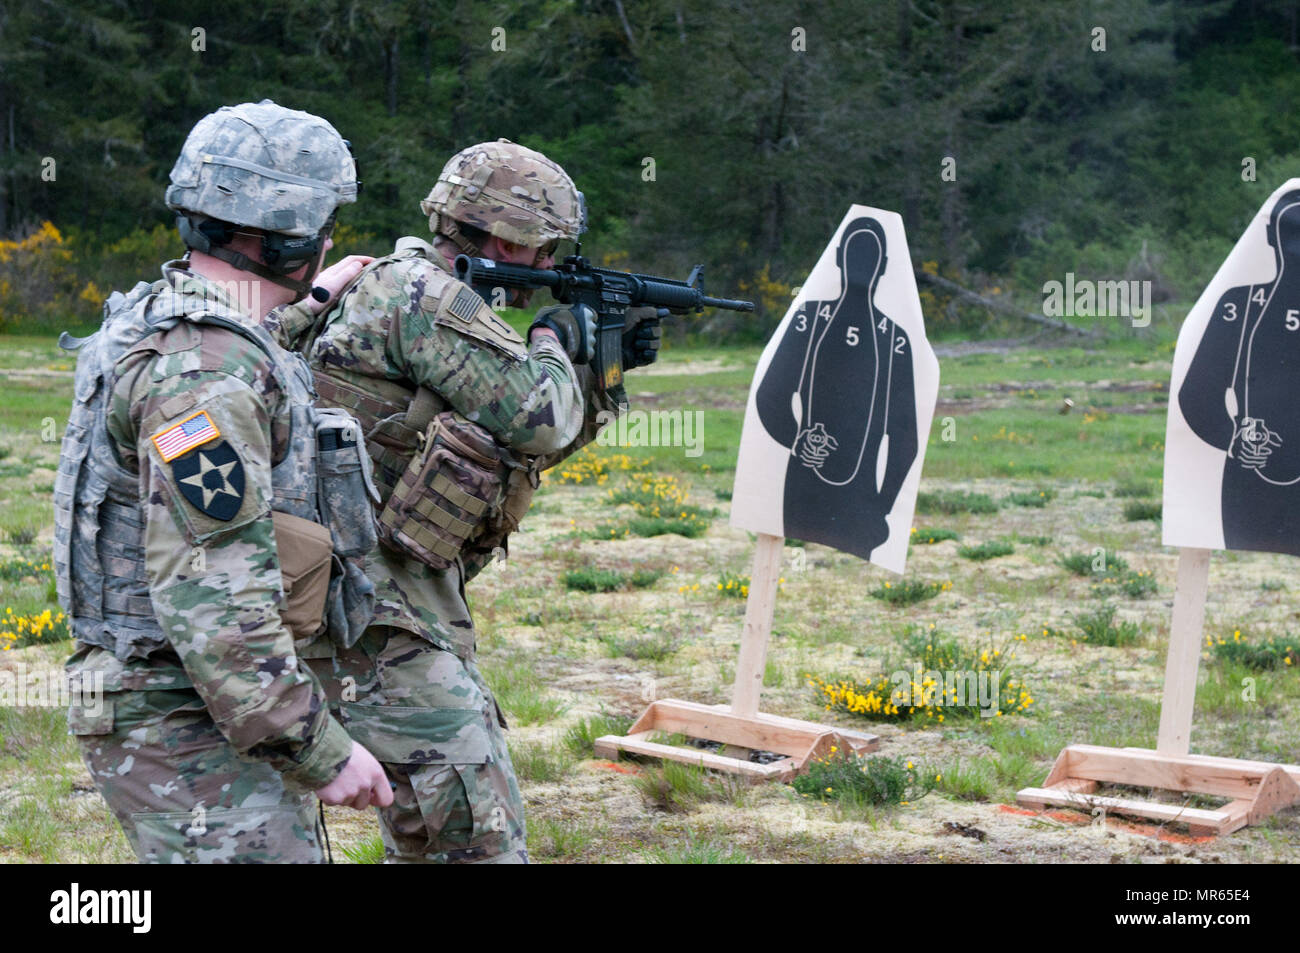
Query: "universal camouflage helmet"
421 139 586 254
165 100 359 295
166 99 358 237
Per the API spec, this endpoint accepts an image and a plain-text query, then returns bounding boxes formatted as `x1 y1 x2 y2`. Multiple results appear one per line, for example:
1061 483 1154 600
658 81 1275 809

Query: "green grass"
916 490 999 515
870 579 950 606
482 656 569 726
982 718 1069 761
584 514 713 539
1014 534 1052 546
644 836 753 864
2 524 38 546
911 527 960 544
934 758 996 801
1122 500 1162 522
339 834 386 864
508 739 575 783
958 540 1014 561
1002 488 1057 508
633 760 718 813
1070 604 1142 647
1208 632 1300 671
1102 569 1159 599
1058 549 1129 577
530 816 602 861
792 753 937 815
599 629 679 660
561 567 664 592
563 713 636 757
1113 479 1155 498
715 570 750 597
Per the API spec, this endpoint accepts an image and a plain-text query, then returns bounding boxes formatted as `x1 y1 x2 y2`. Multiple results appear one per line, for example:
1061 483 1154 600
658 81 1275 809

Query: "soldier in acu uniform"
57 101 392 863
269 139 661 862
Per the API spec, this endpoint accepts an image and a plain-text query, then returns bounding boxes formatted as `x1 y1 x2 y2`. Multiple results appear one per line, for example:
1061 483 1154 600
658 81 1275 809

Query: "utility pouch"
313 406 379 558
377 411 506 569
271 510 333 645
463 456 541 570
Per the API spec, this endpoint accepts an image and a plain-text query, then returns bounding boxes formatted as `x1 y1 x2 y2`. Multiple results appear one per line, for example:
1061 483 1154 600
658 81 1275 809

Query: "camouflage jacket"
269 241 618 658
67 262 353 790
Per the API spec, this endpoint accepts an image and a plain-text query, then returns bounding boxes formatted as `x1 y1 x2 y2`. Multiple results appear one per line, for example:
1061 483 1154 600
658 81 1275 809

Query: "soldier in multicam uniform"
270 139 661 862
57 100 393 863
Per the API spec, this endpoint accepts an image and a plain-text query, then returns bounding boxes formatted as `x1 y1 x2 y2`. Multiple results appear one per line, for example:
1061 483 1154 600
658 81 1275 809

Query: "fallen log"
916 269 1096 338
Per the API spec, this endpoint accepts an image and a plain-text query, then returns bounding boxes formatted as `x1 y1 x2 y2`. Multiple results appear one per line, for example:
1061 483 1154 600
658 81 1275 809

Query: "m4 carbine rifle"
454 252 754 409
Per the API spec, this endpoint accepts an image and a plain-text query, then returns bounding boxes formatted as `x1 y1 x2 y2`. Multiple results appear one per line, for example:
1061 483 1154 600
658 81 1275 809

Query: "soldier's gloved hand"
316 741 395 810
529 303 596 364
622 306 666 369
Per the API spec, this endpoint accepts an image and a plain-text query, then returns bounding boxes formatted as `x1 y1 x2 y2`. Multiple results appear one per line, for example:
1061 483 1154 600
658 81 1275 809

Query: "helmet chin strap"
435 216 482 258
178 215 323 299
204 245 317 296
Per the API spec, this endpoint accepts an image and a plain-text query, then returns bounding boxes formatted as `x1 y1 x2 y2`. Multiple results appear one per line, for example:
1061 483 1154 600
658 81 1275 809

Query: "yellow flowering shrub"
0 608 68 651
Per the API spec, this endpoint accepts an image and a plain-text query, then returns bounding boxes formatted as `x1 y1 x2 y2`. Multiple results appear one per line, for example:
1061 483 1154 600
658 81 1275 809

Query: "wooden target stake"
595 533 878 781
1017 547 1300 835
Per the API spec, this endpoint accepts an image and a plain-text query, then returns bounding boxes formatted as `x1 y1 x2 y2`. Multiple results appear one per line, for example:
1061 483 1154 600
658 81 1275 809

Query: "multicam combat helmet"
165 99 359 293
421 139 585 254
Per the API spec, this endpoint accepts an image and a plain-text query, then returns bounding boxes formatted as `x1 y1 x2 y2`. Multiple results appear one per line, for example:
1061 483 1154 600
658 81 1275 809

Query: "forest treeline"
2 0 1300 333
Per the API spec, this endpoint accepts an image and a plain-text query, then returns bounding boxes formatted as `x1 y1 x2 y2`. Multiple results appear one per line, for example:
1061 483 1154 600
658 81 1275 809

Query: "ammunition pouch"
311 408 379 650
313 368 542 573
378 411 520 569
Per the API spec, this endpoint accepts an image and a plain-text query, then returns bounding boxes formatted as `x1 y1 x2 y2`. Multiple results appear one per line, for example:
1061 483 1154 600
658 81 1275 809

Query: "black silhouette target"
1172 184 1300 556
732 206 939 573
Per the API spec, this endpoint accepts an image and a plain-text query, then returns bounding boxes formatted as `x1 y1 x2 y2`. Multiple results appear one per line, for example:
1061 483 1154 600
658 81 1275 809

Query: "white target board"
1164 179 1300 556
730 205 940 574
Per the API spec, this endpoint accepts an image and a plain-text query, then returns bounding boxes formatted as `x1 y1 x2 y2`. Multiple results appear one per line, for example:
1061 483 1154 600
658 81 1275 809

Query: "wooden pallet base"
1016 744 1300 836
594 698 879 782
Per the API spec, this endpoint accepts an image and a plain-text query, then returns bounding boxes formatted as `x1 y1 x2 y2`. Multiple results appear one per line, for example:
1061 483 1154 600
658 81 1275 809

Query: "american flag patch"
151 410 220 462
448 287 481 322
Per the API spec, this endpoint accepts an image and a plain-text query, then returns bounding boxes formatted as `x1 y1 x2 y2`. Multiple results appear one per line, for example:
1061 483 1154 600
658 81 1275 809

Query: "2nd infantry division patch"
171 440 246 521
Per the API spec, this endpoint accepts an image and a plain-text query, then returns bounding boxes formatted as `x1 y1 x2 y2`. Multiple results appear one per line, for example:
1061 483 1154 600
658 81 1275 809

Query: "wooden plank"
626 703 659 736
592 734 787 779
1157 547 1211 755
1055 778 1099 794
731 533 784 719
1169 751 1300 786
712 704 879 748
1042 747 1075 787
1219 799 1253 836
1016 787 1231 830
1060 745 1264 800
1248 767 1300 825
645 698 832 756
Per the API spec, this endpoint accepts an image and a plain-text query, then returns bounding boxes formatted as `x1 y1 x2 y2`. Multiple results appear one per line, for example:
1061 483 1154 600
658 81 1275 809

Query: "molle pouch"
463 456 541 572
314 407 380 558
364 414 424 499
377 411 505 569
324 553 375 650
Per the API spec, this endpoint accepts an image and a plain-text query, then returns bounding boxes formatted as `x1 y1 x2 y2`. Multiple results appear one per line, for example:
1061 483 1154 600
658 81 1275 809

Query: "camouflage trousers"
71 685 324 863
307 626 527 863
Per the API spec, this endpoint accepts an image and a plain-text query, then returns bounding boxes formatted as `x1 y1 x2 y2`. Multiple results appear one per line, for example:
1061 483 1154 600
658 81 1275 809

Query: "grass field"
1 326 1297 863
